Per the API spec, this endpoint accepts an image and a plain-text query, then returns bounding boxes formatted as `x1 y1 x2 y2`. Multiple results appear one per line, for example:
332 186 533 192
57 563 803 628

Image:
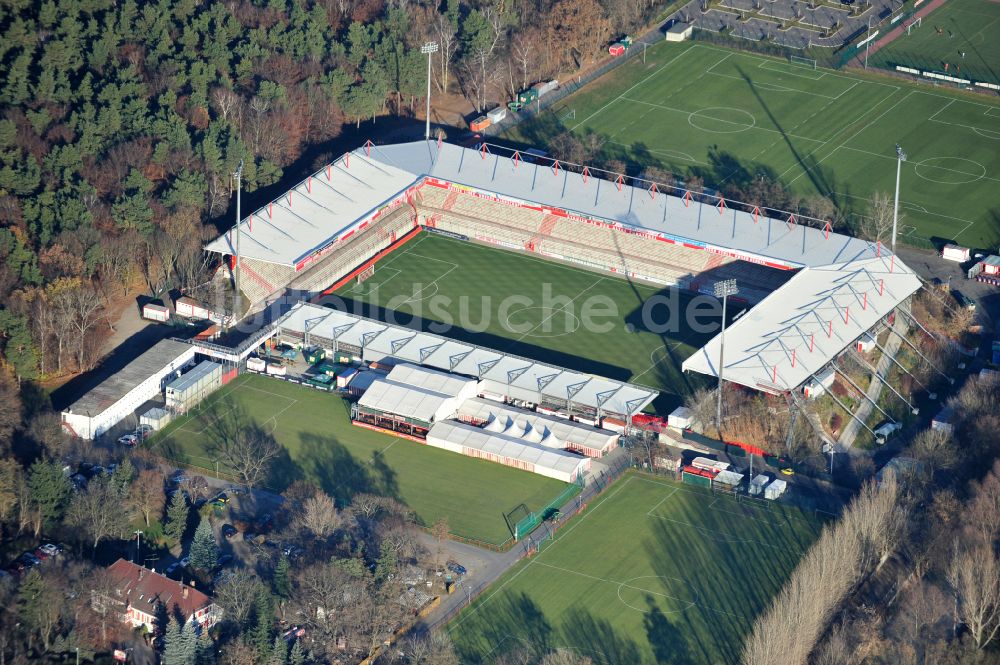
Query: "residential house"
99 559 221 632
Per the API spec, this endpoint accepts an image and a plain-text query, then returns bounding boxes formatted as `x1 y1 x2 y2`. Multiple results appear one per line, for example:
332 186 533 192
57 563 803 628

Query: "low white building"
803 366 836 399
61 339 195 439
667 406 693 429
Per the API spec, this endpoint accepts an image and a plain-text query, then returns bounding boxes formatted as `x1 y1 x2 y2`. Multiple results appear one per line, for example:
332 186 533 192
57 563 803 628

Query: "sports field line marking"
783 88 912 186
838 145 998 183
705 69 848 100
834 189 975 242
619 97 826 144
399 263 458 305
531 561 707 612
645 486 679 515
757 59 827 81
506 277 607 346
570 45 713 132
349 266 401 294
928 98 1000 138
447 476 639 634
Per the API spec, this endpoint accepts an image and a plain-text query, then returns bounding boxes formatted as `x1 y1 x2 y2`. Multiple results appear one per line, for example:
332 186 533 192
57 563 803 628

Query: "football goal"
789 55 818 70
906 16 921 35
356 264 376 284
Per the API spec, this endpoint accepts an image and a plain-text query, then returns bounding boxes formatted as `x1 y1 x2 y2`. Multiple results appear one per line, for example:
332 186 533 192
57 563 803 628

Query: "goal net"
906 16 921 35
789 55 818 70
356 264 375 284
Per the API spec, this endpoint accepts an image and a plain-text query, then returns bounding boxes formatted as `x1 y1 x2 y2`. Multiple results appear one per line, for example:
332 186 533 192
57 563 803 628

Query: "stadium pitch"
449 474 824 665
149 373 569 545
868 0 1000 87
509 41 1000 249
331 233 736 411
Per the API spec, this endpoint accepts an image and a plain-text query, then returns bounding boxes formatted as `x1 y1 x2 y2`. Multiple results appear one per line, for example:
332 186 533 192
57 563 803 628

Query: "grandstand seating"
239 258 293 305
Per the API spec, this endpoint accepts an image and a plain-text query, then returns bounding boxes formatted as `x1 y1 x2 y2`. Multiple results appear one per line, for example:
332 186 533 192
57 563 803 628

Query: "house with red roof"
99 559 221 632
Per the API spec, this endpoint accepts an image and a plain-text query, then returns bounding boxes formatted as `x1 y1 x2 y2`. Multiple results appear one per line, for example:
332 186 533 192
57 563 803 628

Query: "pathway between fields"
853 0 951 66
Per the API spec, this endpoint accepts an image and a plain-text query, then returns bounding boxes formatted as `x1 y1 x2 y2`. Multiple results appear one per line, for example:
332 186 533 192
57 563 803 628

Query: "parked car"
18 553 41 568
118 434 138 447
180 556 191 568
39 543 61 557
446 561 468 576
165 562 183 578
221 524 238 539
216 554 234 567
875 421 902 444
70 473 88 490
135 424 153 439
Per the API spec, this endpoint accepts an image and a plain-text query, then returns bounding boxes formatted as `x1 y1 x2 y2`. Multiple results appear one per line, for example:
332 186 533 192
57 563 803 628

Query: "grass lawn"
506 40 1000 250
868 0 1000 85
331 233 731 411
449 474 824 664
148 373 570 545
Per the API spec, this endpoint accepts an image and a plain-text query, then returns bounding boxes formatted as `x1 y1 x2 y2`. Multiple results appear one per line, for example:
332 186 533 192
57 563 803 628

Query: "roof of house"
106 559 213 618
64 340 194 417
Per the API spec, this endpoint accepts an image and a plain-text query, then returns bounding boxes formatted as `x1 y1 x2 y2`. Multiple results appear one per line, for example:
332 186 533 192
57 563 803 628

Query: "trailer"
749 474 769 496
608 44 625 56
533 80 558 97
517 89 538 105
941 244 970 262
469 116 491 132
667 406 693 430
486 107 507 124
246 357 266 372
142 303 170 322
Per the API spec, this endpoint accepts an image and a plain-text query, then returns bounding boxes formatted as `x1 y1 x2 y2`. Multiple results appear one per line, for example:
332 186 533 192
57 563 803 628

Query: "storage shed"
140 407 172 431
487 107 507 124
666 23 693 42
749 474 769 496
667 406 693 430
142 303 170 322
166 361 223 414
764 479 787 500
856 333 876 353
713 469 744 491
803 366 836 398
931 406 955 435
941 244 970 262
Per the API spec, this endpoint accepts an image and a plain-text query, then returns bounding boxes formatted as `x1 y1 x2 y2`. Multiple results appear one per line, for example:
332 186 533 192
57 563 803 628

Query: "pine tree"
250 589 275 659
269 634 288 665
195 628 214 665
179 619 198 665
189 517 218 571
288 639 306 665
110 457 134 498
164 490 189 545
161 617 184 665
273 556 290 598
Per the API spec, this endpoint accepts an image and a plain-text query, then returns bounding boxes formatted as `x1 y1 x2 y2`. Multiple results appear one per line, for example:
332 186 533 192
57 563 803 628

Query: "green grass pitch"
331 233 727 411
148 373 569 545
507 41 1000 250
449 474 824 665
868 0 1000 86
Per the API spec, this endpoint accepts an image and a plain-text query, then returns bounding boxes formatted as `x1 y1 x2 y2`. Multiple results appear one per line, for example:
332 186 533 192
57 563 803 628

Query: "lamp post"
421 42 439 141
892 144 906 254
232 159 244 323
864 15 874 69
713 279 739 439
134 530 143 563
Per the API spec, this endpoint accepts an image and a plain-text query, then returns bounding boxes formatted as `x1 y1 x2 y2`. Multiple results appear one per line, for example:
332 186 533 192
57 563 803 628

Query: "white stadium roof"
682 256 921 392
385 363 478 398
427 420 587 479
457 398 619 453
276 302 658 417
230 140 921 393
356 379 454 424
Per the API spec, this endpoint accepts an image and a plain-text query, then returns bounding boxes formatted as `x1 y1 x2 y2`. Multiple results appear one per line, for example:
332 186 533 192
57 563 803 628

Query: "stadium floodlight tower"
892 144 906 253
713 279 738 439
421 41 439 141
232 158 244 328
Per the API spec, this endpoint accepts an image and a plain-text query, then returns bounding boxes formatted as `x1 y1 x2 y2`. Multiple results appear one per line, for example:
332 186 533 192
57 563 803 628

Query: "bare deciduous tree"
297 492 340 540
857 191 896 244
128 468 166 527
948 543 1000 649
215 568 264 629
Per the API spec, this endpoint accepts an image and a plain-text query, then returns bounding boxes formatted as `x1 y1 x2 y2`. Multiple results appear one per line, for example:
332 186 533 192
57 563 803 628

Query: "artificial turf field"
868 0 1000 86
148 373 569 545
449 474 824 665
508 40 1000 249
332 233 732 411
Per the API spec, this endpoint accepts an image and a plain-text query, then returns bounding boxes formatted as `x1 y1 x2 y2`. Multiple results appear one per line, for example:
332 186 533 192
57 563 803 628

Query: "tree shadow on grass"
560 605 644 665
643 594 694 665
295 432 401 508
453 591 553 664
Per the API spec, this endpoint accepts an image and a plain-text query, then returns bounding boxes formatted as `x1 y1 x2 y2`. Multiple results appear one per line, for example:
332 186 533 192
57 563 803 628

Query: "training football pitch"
508 41 1000 249
868 0 1000 86
449 474 824 664
331 233 730 410
149 373 569 545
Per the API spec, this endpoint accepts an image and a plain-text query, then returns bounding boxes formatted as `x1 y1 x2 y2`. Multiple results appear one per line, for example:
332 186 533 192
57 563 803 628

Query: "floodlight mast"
232 158 244 325
892 144 906 253
713 279 739 440
421 42 439 141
